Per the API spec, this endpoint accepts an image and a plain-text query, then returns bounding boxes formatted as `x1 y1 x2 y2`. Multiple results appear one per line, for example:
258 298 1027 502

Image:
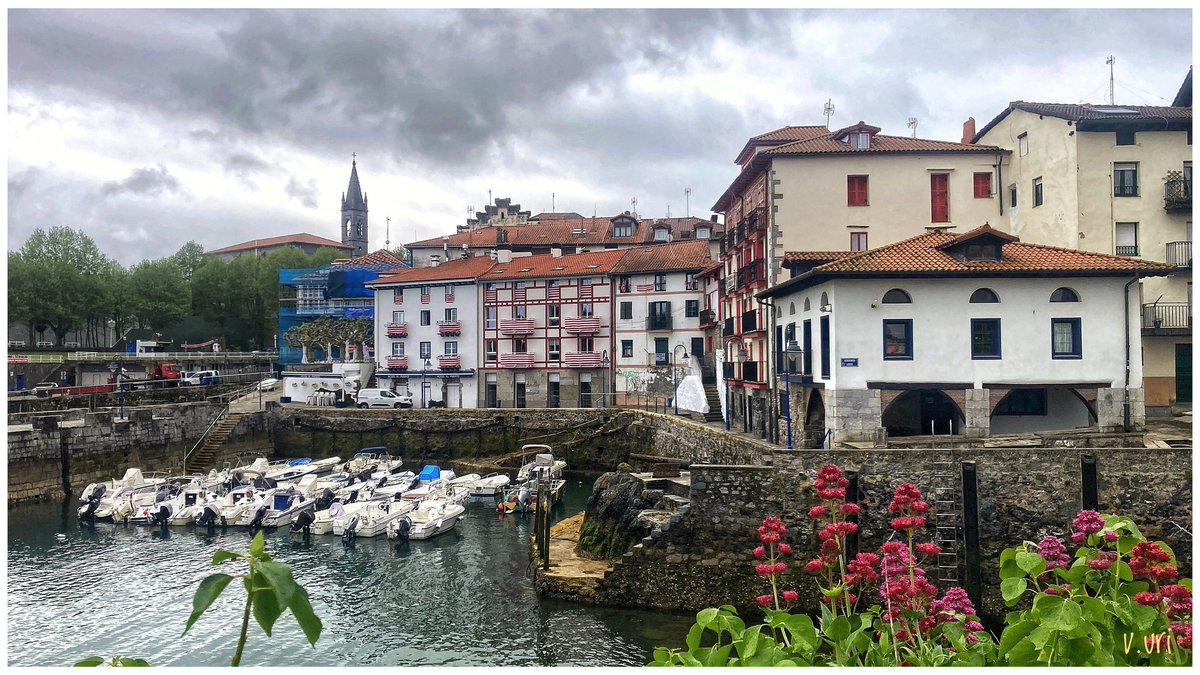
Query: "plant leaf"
288 584 322 647
249 531 266 560
250 562 297 637
1015 551 1047 577
1001 577 1028 605
211 549 245 566
1005 637 1039 666
695 607 718 628
824 615 851 641
1063 636 1095 665
182 573 234 635
73 657 104 667
116 658 151 667
685 623 704 651
736 624 762 659
1033 594 1083 632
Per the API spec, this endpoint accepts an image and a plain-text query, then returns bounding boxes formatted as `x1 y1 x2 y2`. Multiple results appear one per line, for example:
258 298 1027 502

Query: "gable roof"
972 101 1193 142
208 233 353 255
333 249 408 268
407 216 719 250
1173 67 1192 107
482 249 628 281
610 240 713 274
733 125 829 164
760 227 1175 298
367 255 497 287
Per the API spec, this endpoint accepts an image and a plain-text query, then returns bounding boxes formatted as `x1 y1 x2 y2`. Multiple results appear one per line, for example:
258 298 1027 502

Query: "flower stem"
231 568 253 667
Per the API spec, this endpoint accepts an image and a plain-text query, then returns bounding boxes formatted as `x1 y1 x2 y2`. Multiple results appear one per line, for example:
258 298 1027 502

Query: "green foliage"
73 656 150 667
182 531 322 666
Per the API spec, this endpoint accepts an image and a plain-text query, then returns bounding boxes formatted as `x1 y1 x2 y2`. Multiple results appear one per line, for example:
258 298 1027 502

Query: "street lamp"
723 340 739 432
672 343 687 416
783 340 803 449
422 358 432 409
107 362 124 420
600 350 610 408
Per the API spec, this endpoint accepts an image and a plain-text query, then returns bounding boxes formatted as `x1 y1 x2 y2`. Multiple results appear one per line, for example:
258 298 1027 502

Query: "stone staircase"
701 384 724 422
185 411 246 473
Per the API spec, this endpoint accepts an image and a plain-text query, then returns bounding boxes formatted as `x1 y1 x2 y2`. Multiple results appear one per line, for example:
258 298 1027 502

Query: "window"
419 310 431 326
393 288 404 303
686 300 699 318
973 172 992 198
485 340 497 362
965 243 1000 261
850 231 868 251
696 227 710 240
1115 129 1136 146
685 273 697 290
579 337 594 353
971 319 1001 359
614 223 634 237
444 341 458 356
515 373 526 409
514 305 527 319
485 374 498 408
849 132 870 149
654 228 669 242
580 302 594 318
883 319 913 360
485 307 497 329
1114 162 1138 197
1009 184 1018 208
995 389 1047 416
882 288 912 304
654 337 668 357
969 288 1000 303
847 175 869 206
419 286 430 297
1050 287 1080 303
513 338 527 353
1032 177 1043 207
621 340 633 358
419 341 432 359
1115 222 1139 256
1018 132 1028 156
444 308 458 321
391 342 405 356
620 302 633 320
548 304 560 326
547 373 560 408
581 277 594 286
1051 318 1082 359
930 173 949 223
548 279 561 287
548 339 561 361
392 310 405 324
515 281 527 290
654 274 667 291
444 286 454 300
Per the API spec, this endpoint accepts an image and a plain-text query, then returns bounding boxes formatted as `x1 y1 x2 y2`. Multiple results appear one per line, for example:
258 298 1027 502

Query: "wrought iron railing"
1164 178 1192 212
1166 241 1192 267
1115 245 1139 257
647 315 673 331
1142 302 1192 330
741 310 758 333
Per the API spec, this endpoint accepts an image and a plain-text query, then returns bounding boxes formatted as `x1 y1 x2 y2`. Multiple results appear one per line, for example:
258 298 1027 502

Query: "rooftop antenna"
1106 55 1116 105
907 117 918 138
823 98 835 127
631 196 637 218
667 204 671 218
685 187 691 217
593 203 597 218
385 216 391 249
488 189 492 205
552 192 555 212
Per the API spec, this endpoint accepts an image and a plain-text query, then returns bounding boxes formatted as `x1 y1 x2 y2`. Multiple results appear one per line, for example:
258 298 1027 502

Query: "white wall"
613 269 706 393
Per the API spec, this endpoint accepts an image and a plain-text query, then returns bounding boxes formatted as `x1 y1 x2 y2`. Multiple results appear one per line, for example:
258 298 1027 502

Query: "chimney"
496 248 513 264
550 244 563 258
961 116 977 144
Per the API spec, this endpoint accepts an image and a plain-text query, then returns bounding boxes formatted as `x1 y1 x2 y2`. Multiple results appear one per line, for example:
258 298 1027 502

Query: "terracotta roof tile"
782 251 858 263
972 101 1192 142
749 125 830 143
610 241 714 274
333 249 407 267
766 133 1003 156
368 255 497 286
407 216 720 249
483 249 628 281
207 232 353 255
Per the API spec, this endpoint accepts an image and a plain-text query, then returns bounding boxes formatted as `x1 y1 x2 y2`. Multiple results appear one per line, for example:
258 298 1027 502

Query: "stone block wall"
1097 387 1144 431
826 388 881 443
963 388 990 437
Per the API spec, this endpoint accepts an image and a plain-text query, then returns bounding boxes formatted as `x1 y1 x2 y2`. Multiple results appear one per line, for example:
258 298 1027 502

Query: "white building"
758 225 1174 446
367 256 495 408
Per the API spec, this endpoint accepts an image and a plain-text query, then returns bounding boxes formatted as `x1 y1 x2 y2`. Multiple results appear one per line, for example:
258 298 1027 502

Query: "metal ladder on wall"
931 460 961 586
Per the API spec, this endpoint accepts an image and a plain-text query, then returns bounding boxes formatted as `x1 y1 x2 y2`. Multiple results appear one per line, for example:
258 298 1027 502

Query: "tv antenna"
631 196 638 217
488 189 492 205
823 98 835 127
906 117 918 138
552 192 556 212
1106 55 1116 105
385 216 391 249
685 187 691 217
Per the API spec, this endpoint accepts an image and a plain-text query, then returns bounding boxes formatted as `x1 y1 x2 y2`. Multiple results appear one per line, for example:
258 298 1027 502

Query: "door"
819 316 831 380
931 174 949 223
802 320 813 378
1176 344 1192 403
691 337 705 358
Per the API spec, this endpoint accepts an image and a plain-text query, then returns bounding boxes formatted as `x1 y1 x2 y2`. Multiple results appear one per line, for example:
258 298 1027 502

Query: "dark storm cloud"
100 164 180 198
285 175 320 209
224 152 272 177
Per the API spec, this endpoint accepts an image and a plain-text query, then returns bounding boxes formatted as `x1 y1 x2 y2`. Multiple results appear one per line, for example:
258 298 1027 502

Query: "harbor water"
7 481 692 666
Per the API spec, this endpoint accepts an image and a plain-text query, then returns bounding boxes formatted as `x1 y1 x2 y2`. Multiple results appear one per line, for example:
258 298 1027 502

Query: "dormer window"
849 133 870 149
654 228 669 242
613 223 634 237
695 226 710 240
964 244 1000 261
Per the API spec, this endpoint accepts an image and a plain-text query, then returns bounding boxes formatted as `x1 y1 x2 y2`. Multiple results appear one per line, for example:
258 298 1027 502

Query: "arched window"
820 292 829 307
803 298 811 312
970 288 1000 303
1051 287 1080 302
882 288 912 304
789 301 796 315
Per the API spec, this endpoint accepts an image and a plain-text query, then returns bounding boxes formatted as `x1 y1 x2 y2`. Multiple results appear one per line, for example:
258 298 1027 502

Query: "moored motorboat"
468 472 511 500
334 498 415 539
515 446 567 484
236 487 316 529
195 484 263 527
387 499 465 540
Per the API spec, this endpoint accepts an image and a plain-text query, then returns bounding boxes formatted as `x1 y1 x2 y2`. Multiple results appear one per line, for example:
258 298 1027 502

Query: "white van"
182 370 219 386
356 388 413 409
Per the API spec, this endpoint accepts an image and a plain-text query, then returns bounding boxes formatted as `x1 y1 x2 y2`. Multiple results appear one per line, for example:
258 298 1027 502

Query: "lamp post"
600 350 610 408
422 358 432 409
672 344 687 416
783 341 803 449
723 341 738 431
107 362 124 420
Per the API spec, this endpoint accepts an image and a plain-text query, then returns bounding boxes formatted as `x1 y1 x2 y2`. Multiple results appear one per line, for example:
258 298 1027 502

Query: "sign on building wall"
840 358 859 367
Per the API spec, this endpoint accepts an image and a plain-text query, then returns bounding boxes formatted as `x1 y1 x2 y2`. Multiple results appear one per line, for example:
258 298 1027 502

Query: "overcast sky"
8 8 1192 266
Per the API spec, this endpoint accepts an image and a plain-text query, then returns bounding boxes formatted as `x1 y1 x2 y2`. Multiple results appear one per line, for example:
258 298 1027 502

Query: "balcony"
499 318 536 335
723 317 736 337
386 323 408 338
738 259 766 288
563 317 601 334
564 351 603 368
438 354 462 370
1166 241 1192 267
386 356 408 371
741 310 759 333
700 309 717 328
437 320 461 336
647 314 673 331
1142 302 1192 334
723 362 736 379
1115 245 1139 257
723 274 737 295
1164 178 1192 213
741 361 761 383
499 352 535 368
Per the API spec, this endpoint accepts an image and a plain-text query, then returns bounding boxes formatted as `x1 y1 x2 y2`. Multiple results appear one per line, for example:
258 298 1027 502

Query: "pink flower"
881 541 905 555
839 503 861 517
1171 622 1192 650
1103 530 1119 542
889 484 923 513
1134 591 1163 607
808 505 828 520
1071 531 1087 544
1072 510 1105 535
756 594 772 607
1130 541 1176 582
1087 557 1113 570
1037 536 1071 570
782 590 799 603
804 559 825 574
778 543 792 555
762 516 785 533
817 487 846 501
773 562 788 574
755 563 773 576
916 542 942 558
752 546 765 559
1162 585 1192 619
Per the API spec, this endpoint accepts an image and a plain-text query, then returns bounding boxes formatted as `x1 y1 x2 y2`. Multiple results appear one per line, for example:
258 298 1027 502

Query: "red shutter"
847 176 869 206
931 174 949 223
973 172 991 198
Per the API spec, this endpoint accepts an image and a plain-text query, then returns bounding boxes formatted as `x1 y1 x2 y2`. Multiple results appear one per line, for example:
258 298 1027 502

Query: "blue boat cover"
287 458 312 467
418 465 441 482
273 494 291 510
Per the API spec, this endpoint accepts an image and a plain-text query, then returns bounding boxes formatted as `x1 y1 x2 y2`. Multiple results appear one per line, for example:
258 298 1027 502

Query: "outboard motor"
348 489 360 504
249 505 270 530
357 468 374 485
153 504 172 527
80 484 106 522
155 485 170 503
315 488 336 511
292 509 316 534
342 513 360 541
517 487 531 513
197 505 219 528
393 516 412 540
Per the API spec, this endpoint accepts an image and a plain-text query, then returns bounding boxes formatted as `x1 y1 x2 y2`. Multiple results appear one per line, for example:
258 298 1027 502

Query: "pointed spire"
344 156 366 211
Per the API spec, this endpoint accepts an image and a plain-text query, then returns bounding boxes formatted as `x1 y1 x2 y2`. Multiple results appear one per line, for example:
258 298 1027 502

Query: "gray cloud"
285 175 320 209
100 164 180 198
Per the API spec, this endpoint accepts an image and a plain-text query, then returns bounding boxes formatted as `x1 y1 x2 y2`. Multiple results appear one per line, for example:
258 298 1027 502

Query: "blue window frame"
1051 318 1082 359
971 318 1002 359
882 319 913 360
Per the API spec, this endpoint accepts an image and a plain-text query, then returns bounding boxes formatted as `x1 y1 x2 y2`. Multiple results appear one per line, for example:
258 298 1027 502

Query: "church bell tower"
341 157 368 257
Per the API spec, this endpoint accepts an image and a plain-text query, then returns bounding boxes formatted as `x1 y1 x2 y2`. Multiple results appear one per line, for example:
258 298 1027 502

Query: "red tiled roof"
783 251 858 263
610 241 714 274
734 125 828 164
333 249 407 266
937 223 1018 248
368 255 497 286
766 133 1003 156
483 249 628 281
407 216 720 249
207 232 353 255
972 101 1193 142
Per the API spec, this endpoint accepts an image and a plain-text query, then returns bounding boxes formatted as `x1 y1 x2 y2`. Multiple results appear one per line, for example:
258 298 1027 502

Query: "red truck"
110 363 181 390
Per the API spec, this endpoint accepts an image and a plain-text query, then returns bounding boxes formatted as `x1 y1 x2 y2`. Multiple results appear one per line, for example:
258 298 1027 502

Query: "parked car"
181 370 220 386
32 382 59 397
355 388 413 409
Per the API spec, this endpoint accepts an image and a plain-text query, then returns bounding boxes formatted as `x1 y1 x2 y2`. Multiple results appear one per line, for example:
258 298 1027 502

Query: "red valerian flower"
782 590 799 603
889 484 923 512
1129 541 1177 582
1134 591 1163 607
756 594 772 607
803 559 826 574
1071 510 1105 535
1044 584 1071 596
755 563 774 576
773 562 788 574
915 542 942 558
1103 530 1119 543
839 503 861 517
1071 531 1087 544
1036 536 1070 570
778 543 792 555
1162 585 1192 619
808 505 828 520
1087 552 1117 571
753 546 765 559
1171 622 1192 650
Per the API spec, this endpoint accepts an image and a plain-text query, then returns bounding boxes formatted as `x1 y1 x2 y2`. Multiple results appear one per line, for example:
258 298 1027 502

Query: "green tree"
17 226 115 346
129 258 188 331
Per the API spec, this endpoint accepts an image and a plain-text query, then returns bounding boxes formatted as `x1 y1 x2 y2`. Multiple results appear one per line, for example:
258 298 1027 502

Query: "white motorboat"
78 469 170 521
387 499 466 540
343 449 404 476
467 473 511 500
401 465 458 501
370 471 419 499
128 483 191 525
515 446 567 483
294 485 386 535
236 487 317 529
195 485 263 527
78 468 167 504
334 499 415 539
166 485 219 526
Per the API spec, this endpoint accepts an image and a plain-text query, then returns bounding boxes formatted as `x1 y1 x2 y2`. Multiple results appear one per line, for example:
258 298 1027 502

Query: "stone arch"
882 389 964 437
804 388 826 448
